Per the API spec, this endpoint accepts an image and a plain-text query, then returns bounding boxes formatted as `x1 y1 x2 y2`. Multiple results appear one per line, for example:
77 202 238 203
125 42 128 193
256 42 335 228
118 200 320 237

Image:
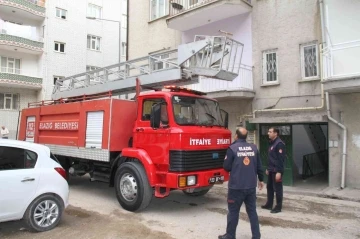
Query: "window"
0 56 21 74
0 93 19 110
189 0 202 7
0 146 38 170
121 42 127 56
300 43 319 79
56 8 67 19
54 42 65 53
142 99 164 121
86 65 99 72
87 4 102 18
87 35 101 51
86 66 100 82
53 76 64 85
150 0 169 21
262 50 278 84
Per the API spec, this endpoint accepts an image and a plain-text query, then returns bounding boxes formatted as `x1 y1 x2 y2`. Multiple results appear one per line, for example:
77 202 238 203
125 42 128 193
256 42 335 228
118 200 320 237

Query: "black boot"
218 234 235 239
261 203 272 210
270 206 281 213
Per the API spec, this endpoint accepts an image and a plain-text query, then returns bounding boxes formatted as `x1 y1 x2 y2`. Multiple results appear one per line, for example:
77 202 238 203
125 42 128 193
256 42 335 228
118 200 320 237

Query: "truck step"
90 171 110 183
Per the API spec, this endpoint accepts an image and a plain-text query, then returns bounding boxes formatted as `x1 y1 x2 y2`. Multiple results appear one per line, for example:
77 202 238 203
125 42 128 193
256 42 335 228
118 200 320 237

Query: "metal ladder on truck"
52 35 244 100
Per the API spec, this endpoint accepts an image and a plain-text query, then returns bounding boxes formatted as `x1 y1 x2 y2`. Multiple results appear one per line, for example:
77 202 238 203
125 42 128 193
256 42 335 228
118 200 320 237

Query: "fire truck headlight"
187 175 196 186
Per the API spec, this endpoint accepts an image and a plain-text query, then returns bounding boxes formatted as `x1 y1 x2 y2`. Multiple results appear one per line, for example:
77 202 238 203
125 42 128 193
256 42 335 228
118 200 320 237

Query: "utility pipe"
325 92 347 189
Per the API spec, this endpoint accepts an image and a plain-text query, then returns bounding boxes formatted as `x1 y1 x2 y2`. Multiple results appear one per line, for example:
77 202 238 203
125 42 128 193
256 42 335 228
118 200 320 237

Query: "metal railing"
169 0 251 16
302 150 328 180
322 40 360 80
0 27 43 43
186 64 253 92
53 49 182 93
0 67 21 75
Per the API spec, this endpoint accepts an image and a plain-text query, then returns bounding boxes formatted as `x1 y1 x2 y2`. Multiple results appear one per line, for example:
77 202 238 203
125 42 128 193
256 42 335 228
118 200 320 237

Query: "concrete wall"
252 0 323 111
328 93 360 189
128 0 181 59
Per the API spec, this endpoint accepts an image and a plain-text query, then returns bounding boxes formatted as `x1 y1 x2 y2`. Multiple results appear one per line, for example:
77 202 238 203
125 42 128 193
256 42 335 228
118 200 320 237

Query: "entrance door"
260 125 293 186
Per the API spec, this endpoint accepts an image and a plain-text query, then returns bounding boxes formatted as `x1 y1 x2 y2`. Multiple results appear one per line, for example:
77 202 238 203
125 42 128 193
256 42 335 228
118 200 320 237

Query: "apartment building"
0 0 127 139
128 0 360 189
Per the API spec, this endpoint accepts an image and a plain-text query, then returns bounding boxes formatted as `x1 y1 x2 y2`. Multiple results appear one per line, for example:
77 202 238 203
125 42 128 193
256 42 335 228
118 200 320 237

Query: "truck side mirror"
150 103 161 128
220 109 229 129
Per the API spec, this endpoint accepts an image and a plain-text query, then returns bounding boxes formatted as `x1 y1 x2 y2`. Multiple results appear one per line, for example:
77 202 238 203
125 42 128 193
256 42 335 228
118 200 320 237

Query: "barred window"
301 43 319 79
262 50 278 84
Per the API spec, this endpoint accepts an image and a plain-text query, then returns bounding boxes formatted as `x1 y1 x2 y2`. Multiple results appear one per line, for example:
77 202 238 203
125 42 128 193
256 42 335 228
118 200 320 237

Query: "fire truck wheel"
115 162 153 212
182 187 212 196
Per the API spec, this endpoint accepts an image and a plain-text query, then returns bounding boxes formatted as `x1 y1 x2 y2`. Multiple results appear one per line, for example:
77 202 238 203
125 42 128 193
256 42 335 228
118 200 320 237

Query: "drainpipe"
325 92 347 189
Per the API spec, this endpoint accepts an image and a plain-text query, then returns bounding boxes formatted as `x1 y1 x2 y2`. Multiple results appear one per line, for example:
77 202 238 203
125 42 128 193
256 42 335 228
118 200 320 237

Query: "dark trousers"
266 172 283 209
226 188 260 239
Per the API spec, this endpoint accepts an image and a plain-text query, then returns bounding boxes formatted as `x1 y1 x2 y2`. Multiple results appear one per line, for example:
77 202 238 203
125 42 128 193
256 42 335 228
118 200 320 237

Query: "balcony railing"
323 40 360 80
0 30 44 49
169 0 251 16
0 67 42 85
0 0 46 14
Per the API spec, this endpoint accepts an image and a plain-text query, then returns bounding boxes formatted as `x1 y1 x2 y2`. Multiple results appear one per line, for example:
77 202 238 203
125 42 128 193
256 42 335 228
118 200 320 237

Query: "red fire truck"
18 36 244 211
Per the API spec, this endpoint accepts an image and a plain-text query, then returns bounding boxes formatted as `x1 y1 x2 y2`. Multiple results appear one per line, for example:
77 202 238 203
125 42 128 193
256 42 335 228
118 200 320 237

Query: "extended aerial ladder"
52 35 244 100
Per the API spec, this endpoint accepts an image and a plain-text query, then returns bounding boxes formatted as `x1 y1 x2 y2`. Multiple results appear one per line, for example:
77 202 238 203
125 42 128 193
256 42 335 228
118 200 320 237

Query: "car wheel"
24 194 64 232
115 162 153 212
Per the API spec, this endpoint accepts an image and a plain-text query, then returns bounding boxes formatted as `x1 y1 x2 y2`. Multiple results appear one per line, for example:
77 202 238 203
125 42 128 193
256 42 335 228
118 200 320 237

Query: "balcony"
167 0 252 31
323 40 360 94
0 0 45 20
186 64 254 99
0 67 42 89
0 24 44 54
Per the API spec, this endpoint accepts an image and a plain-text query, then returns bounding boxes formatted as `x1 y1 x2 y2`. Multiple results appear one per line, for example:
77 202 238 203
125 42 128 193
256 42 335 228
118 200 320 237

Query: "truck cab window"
142 98 165 121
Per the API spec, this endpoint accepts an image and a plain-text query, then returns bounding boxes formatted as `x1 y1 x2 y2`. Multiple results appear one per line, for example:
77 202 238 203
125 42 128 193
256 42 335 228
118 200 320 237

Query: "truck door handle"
136 128 144 132
21 178 35 182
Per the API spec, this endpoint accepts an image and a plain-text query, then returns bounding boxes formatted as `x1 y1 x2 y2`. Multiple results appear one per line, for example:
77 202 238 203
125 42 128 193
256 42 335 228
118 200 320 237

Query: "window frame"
87 4 102 19
0 56 21 74
87 35 101 51
56 7 67 20
0 93 19 110
54 41 65 53
149 0 169 21
300 42 319 80
262 49 279 85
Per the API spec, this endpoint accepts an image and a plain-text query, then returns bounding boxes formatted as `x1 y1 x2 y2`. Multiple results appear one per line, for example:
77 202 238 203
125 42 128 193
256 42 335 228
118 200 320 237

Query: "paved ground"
1 176 360 239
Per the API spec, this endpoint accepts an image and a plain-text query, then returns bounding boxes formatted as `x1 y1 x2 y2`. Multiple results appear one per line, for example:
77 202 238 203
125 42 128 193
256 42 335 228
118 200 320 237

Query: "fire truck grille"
169 149 227 172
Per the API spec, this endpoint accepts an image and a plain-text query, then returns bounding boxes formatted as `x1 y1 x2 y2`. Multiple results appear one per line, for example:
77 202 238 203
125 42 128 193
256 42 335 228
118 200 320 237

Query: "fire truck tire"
182 187 212 196
115 162 153 212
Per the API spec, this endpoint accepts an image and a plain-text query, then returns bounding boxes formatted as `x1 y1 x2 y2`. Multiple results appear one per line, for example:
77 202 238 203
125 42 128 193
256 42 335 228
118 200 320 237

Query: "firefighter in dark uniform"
261 127 286 213
219 127 264 239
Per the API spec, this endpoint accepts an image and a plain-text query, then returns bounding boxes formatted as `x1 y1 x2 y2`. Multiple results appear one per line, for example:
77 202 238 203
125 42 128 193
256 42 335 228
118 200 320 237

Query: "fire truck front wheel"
115 162 153 212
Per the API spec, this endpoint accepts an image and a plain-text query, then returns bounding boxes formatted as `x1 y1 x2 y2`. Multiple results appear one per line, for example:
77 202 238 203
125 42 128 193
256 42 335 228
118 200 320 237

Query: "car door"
0 146 40 221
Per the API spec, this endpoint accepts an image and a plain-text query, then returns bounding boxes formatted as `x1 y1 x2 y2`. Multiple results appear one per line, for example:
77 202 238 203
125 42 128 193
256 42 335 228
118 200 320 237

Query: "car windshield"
172 95 224 127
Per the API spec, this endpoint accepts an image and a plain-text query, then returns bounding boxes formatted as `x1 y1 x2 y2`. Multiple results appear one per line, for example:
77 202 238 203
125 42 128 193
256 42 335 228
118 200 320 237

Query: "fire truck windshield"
172 95 224 127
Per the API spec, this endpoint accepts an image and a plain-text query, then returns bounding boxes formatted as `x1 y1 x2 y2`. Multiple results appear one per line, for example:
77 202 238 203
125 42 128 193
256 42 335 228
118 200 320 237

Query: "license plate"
209 175 224 184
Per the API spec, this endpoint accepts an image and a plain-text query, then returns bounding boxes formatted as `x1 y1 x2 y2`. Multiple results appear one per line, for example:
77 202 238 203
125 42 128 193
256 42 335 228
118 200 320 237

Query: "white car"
0 139 69 232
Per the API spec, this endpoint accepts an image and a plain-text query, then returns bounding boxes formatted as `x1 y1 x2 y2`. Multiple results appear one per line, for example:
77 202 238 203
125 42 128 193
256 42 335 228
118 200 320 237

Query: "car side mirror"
220 109 229 129
150 103 161 128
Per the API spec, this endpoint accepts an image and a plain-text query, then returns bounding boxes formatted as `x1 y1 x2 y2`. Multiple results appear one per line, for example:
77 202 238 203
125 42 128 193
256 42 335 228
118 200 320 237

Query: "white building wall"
42 0 125 100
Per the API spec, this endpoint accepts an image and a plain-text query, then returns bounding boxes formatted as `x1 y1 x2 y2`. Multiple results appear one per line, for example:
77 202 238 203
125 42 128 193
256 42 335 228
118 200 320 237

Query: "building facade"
128 0 360 189
0 0 127 139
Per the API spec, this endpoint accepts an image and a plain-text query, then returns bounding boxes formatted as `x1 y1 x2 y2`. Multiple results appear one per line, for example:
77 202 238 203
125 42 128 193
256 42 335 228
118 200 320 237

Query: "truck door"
134 98 170 165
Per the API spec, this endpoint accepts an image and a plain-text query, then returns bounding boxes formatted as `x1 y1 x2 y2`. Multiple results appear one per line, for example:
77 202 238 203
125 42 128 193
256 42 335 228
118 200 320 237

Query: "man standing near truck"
219 127 264 239
1 126 9 139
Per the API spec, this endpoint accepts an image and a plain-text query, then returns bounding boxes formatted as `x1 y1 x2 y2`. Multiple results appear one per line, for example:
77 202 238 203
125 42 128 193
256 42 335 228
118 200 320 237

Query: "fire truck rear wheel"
115 162 153 212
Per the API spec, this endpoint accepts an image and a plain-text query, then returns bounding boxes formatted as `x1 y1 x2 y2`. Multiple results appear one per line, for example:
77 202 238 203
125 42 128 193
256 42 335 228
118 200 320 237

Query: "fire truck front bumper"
165 168 229 189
